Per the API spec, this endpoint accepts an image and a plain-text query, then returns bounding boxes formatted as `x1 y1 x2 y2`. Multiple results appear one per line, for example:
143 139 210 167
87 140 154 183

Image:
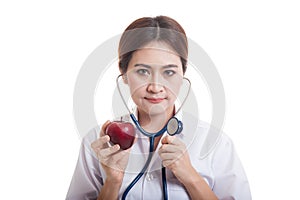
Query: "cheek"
166 79 182 97
127 77 146 94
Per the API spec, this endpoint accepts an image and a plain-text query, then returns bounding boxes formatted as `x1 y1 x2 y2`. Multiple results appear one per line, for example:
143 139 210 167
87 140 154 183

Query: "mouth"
144 97 166 104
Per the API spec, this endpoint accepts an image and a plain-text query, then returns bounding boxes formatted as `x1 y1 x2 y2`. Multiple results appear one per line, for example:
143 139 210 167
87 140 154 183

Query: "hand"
91 121 130 184
158 135 194 183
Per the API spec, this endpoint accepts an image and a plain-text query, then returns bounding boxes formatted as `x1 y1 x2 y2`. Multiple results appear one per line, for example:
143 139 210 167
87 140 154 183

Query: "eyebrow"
134 63 179 69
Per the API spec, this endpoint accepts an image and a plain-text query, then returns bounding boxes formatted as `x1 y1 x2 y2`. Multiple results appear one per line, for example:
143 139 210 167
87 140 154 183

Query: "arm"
66 128 104 200
211 134 252 200
179 167 218 200
97 178 122 200
66 121 131 200
91 121 131 200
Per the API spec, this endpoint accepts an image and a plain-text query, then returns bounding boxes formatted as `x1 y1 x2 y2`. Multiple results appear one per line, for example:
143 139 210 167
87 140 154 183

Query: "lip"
144 97 165 104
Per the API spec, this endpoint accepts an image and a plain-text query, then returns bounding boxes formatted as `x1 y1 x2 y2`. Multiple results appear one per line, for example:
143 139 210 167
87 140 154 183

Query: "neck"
137 106 175 133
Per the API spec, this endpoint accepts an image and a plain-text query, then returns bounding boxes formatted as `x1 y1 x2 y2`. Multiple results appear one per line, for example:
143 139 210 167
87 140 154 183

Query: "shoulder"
211 132 244 174
182 112 240 162
213 133 236 158
211 133 237 169
181 112 225 159
209 132 252 199
214 133 234 152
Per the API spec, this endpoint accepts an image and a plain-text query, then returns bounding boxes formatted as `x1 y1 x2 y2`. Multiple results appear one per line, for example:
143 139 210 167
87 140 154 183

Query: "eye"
164 70 176 76
136 68 150 76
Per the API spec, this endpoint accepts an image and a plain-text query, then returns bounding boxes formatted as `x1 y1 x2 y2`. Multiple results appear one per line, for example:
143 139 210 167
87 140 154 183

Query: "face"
124 41 184 117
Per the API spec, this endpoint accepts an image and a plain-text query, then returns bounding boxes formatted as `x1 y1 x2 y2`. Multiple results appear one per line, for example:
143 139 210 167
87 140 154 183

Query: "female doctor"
66 16 251 200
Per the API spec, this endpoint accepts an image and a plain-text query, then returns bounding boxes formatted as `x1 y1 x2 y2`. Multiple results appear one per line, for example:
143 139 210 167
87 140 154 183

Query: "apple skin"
105 121 136 150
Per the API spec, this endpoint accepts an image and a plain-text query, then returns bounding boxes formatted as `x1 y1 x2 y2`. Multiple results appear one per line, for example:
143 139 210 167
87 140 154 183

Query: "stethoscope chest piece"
167 117 183 136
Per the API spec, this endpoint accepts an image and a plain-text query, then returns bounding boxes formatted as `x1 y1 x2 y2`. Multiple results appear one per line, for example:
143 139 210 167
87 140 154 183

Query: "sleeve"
66 128 103 200
211 134 252 200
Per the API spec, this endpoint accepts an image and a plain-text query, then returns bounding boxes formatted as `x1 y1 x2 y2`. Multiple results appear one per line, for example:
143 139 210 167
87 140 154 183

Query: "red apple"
105 121 136 150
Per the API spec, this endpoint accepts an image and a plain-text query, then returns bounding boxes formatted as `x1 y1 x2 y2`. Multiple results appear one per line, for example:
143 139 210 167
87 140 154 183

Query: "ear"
122 74 128 84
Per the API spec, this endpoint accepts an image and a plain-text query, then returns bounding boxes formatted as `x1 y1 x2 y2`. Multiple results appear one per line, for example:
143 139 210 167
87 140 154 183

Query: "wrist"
98 178 123 200
105 176 123 187
180 167 200 186
180 168 217 200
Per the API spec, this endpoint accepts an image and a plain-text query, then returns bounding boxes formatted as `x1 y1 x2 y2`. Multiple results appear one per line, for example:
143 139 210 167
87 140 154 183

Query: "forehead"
130 41 181 66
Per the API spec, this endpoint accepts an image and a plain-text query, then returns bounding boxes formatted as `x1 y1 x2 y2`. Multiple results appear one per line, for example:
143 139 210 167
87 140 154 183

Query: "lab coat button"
146 173 153 181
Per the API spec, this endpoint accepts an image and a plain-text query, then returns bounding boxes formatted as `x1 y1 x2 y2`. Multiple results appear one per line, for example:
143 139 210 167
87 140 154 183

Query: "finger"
160 152 183 168
104 150 130 171
161 135 171 144
159 143 181 154
161 135 182 145
159 152 176 160
161 160 174 168
109 148 130 161
100 120 111 137
98 144 120 161
91 135 110 150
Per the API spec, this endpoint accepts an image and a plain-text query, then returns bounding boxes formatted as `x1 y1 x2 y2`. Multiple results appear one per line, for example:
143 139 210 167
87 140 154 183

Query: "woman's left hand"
158 135 194 183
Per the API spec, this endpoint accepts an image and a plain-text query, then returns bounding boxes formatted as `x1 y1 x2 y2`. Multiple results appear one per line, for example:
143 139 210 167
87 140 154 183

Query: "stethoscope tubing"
130 114 166 137
121 136 168 200
116 74 191 200
121 137 155 200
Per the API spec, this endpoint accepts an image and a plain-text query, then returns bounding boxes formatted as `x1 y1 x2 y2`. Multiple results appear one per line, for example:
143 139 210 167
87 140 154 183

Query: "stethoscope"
116 74 191 200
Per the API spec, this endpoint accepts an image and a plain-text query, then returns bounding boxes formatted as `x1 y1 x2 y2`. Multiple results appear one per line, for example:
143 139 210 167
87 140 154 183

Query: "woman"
67 16 251 200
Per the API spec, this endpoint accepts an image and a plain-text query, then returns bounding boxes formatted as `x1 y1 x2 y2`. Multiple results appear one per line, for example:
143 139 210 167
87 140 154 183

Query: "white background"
0 0 299 199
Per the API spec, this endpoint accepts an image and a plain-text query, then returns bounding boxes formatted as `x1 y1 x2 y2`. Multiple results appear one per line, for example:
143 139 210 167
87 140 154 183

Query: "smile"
144 97 165 104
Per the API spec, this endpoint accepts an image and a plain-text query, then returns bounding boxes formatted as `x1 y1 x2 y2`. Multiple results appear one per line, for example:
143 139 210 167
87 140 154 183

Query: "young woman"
66 16 251 200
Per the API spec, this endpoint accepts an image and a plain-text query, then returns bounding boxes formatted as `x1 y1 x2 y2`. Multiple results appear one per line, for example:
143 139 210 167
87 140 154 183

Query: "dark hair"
118 16 188 74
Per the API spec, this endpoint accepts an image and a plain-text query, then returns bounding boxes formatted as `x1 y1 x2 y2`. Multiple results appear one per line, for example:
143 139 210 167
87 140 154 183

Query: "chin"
144 104 173 116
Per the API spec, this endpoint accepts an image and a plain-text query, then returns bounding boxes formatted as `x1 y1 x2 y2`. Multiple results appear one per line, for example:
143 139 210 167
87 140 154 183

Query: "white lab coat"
66 112 251 199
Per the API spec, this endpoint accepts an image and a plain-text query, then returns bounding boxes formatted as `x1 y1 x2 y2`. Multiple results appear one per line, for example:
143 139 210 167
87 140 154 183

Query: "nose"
147 82 164 93
147 73 164 93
